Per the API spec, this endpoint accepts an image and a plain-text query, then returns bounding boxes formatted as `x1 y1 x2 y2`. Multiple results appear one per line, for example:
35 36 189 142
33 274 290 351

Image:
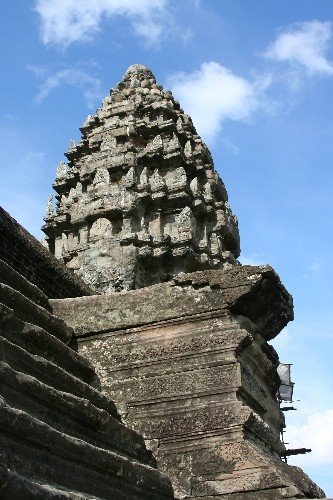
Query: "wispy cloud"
264 21 333 77
222 136 240 156
25 150 45 162
28 65 103 108
309 259 323 273
3 114 16 121
167 62 272 142
286 409 333 467
34 0 171 49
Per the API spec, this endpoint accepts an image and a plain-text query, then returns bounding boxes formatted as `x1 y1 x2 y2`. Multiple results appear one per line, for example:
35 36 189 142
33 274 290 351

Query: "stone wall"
0 210 174 499
52 266 325 499
0 206 92 298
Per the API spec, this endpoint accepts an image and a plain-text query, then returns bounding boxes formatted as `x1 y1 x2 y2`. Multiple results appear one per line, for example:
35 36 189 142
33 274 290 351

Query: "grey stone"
51 265 324 499
43 65 240 294
0 208 175 499
0 64 325 499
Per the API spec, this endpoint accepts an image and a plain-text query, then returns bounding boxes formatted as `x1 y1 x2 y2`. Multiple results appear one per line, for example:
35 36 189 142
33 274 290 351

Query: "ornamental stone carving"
93 167 110 185
56 161 69 179
42 64 240 293
44 194 54 220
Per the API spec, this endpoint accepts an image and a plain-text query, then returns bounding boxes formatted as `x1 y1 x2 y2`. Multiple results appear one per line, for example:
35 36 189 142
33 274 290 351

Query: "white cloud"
265 21 333 76
286 409 333 467
133 19 164 43
28 66 103 108
167 61 272 142
309 260 323 273
25 150 45 162
222 136 240 156
34 0 169 48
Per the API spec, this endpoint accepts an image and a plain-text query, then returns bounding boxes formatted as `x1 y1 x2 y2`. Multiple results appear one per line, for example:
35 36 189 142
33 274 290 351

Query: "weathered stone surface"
2 64 325 499
43 64 240 293
0 206 92 298
52 266 324 498
51 265 292 341
0 257 49 309
0 215 174 499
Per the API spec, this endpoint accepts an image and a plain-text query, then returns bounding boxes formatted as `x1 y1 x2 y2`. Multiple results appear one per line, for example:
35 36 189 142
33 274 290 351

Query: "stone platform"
52 266 325 499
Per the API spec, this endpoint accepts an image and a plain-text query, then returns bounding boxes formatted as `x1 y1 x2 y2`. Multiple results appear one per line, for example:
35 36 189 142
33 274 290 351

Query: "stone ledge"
51 265 293 341
0 206 93 299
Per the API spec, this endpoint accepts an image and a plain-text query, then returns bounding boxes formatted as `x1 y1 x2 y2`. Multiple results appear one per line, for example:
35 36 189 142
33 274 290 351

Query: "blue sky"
1 0 332 494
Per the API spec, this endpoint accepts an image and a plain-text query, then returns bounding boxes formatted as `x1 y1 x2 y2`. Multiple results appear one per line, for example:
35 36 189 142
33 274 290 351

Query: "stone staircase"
0 255 174 499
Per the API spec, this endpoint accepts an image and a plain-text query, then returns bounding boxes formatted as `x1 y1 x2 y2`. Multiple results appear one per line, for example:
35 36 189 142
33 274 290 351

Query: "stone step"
0 205 93 300
0 257 50 310
0 335 119 419
0 283 72 344
0 402 173 499
0 303 98 387
0 360 154 467
0 464 99 499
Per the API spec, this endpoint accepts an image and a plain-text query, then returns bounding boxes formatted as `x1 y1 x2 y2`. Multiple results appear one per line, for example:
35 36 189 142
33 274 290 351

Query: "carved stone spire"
42 64 240 293
44 194 54 221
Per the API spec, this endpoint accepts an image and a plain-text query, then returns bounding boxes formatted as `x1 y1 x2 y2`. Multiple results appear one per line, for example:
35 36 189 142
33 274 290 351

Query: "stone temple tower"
42 64 240 293
41 65 324 498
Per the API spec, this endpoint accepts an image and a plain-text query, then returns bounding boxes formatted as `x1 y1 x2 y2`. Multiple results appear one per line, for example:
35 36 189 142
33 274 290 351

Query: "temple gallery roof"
42 65 240 293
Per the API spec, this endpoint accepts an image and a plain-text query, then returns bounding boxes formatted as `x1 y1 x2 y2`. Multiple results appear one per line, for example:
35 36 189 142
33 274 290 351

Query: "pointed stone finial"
151 135 163 153
167 133 181 153
40 237 49 249
68 139 76 150
56 161 68 179
44 194 54 219
184 140 192 158
152 169 165 190
141 215 149 238
139 167 149 187
60 194 67 207
68 187 76 202
76 182 83 196
176 117 183 132
124 64 155 81
174 166 187 185
126 114 136 136
102 96 112 107
190 177 200 197
178 206 196 239
124 166 136 187
82 115 94 127
93 167 110 185
204 182 214 203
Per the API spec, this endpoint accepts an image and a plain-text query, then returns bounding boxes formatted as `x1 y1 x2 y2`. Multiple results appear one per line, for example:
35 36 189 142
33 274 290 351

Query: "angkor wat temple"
0 65 325 499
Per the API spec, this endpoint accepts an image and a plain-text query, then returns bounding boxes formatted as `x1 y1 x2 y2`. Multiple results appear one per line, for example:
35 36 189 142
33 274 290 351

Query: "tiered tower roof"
43 64 240 293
